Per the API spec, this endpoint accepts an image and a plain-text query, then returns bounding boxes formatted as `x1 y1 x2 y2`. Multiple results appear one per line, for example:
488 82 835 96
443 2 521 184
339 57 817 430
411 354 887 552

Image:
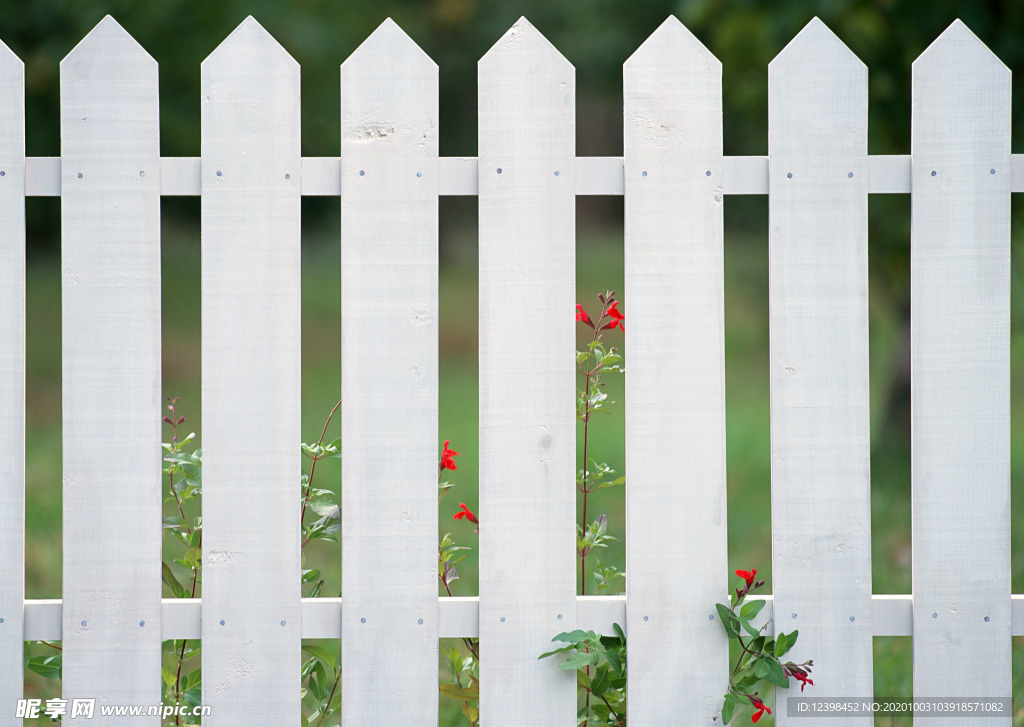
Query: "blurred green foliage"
4 0 1022 224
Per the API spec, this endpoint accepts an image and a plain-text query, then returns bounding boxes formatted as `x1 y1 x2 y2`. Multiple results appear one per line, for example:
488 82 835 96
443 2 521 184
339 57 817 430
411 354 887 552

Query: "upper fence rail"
15 154 1024 196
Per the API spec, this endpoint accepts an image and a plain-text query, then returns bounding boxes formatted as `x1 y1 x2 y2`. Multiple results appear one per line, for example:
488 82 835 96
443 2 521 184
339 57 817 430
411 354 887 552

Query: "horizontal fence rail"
0 10 1020 727
16 154 1024 196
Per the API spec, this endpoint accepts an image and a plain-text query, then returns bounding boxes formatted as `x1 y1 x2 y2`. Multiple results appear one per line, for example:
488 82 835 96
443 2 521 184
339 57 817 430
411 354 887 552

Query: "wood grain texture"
59 16 162 720
200 17 302 721
910 21 1011 719
768 19 873 724
623 17 728 725
478 17 577 726
340 19 439 725
0 37 24 726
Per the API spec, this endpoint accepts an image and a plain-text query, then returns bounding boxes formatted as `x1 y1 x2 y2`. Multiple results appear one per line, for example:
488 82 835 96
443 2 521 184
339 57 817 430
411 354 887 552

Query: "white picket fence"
0 12 1021 726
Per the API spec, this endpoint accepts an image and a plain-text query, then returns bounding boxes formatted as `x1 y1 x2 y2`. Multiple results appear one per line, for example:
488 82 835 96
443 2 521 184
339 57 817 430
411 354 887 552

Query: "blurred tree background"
3 0 1024 448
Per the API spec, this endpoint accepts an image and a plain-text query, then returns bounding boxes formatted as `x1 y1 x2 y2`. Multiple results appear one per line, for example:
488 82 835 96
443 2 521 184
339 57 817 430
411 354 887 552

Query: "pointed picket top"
342 17 435 73
913 19 1008 76
0 35 23 70
60 15 154 69
479 16 571 72
625 15 719 73
202 15 297 72
770 16 863 73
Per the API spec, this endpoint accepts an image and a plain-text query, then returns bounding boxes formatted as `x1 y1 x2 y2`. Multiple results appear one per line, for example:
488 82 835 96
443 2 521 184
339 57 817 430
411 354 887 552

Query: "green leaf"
589 667 610 696
764 657 790 688
722 693 736 725
740 618 761 638
439 683 479 702
551 629 590 643
778 626 794 659
740 599 766 620
715 603 738 638
561 651 598 670
27 653 61 680
461 702 479 724
183 547 201 570
754 658 768 678
302 644 336 671
776 629 797 657
162 666 177 688
162 561 188 599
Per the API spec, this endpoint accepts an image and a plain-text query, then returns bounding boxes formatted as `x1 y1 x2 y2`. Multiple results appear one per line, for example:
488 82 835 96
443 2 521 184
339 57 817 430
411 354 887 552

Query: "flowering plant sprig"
437 439 480 726
717 568 815 724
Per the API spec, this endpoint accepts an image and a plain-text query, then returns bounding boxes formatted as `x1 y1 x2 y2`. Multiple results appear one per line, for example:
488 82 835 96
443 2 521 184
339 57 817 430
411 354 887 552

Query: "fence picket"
910 21 1011 720
768 19 873 723
0 38 23 727
478 17 577 726
623 18 728 726
59 17 162 719
340 19 439 725
200 17 302 720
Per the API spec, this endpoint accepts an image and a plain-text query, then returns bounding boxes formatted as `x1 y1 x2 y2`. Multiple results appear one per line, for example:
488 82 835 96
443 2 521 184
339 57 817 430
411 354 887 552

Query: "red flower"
788 665 814 692
453 502 478 525
576 304 594 328
749 694 771 723
735 569 757 587
440 440 460 470
603 301 624 332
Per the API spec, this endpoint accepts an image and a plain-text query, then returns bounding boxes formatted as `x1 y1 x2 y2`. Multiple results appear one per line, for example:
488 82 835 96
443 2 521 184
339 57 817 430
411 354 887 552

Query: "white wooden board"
59 17 162 721
910 21 1011 720
478 17 577 726
623 17 728 725
200 17 301 720
0 37 24 727
340 19 439 725
768 19 873 724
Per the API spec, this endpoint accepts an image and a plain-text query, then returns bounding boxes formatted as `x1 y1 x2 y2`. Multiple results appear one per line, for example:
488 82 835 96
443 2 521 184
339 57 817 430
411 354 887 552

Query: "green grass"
20 215 1024 724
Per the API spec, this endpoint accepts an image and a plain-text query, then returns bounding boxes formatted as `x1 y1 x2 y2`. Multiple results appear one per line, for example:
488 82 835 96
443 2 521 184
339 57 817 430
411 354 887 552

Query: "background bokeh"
4 0 1023 723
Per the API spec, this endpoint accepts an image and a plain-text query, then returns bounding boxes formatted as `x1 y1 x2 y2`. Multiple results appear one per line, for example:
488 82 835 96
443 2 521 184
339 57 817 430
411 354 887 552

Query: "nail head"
554 170 560 176
77 172 83 179
0 171 5 176
985 616 990 622
359 170 365 176
496 168 502 174
848 172 853 178
281 620 286 626
416 171 422 177
708 614 714 620
849 616 855 622
418 618 423 625
500 616 506 623
791 613 797 619
139 170 145 177
140 620 145 627
931 170 937 177
642 171 647 177
81 620 87 627
787 172 793 179
361 617 366 623
706 170 711 176
216 170 222 177
285 173 290 180
932 612 938 619
990 168 996 175
643 616 649 622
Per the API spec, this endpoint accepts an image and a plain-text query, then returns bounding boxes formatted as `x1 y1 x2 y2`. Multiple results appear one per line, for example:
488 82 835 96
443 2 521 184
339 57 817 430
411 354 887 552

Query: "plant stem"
300 399 342 525
314 667 342 727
